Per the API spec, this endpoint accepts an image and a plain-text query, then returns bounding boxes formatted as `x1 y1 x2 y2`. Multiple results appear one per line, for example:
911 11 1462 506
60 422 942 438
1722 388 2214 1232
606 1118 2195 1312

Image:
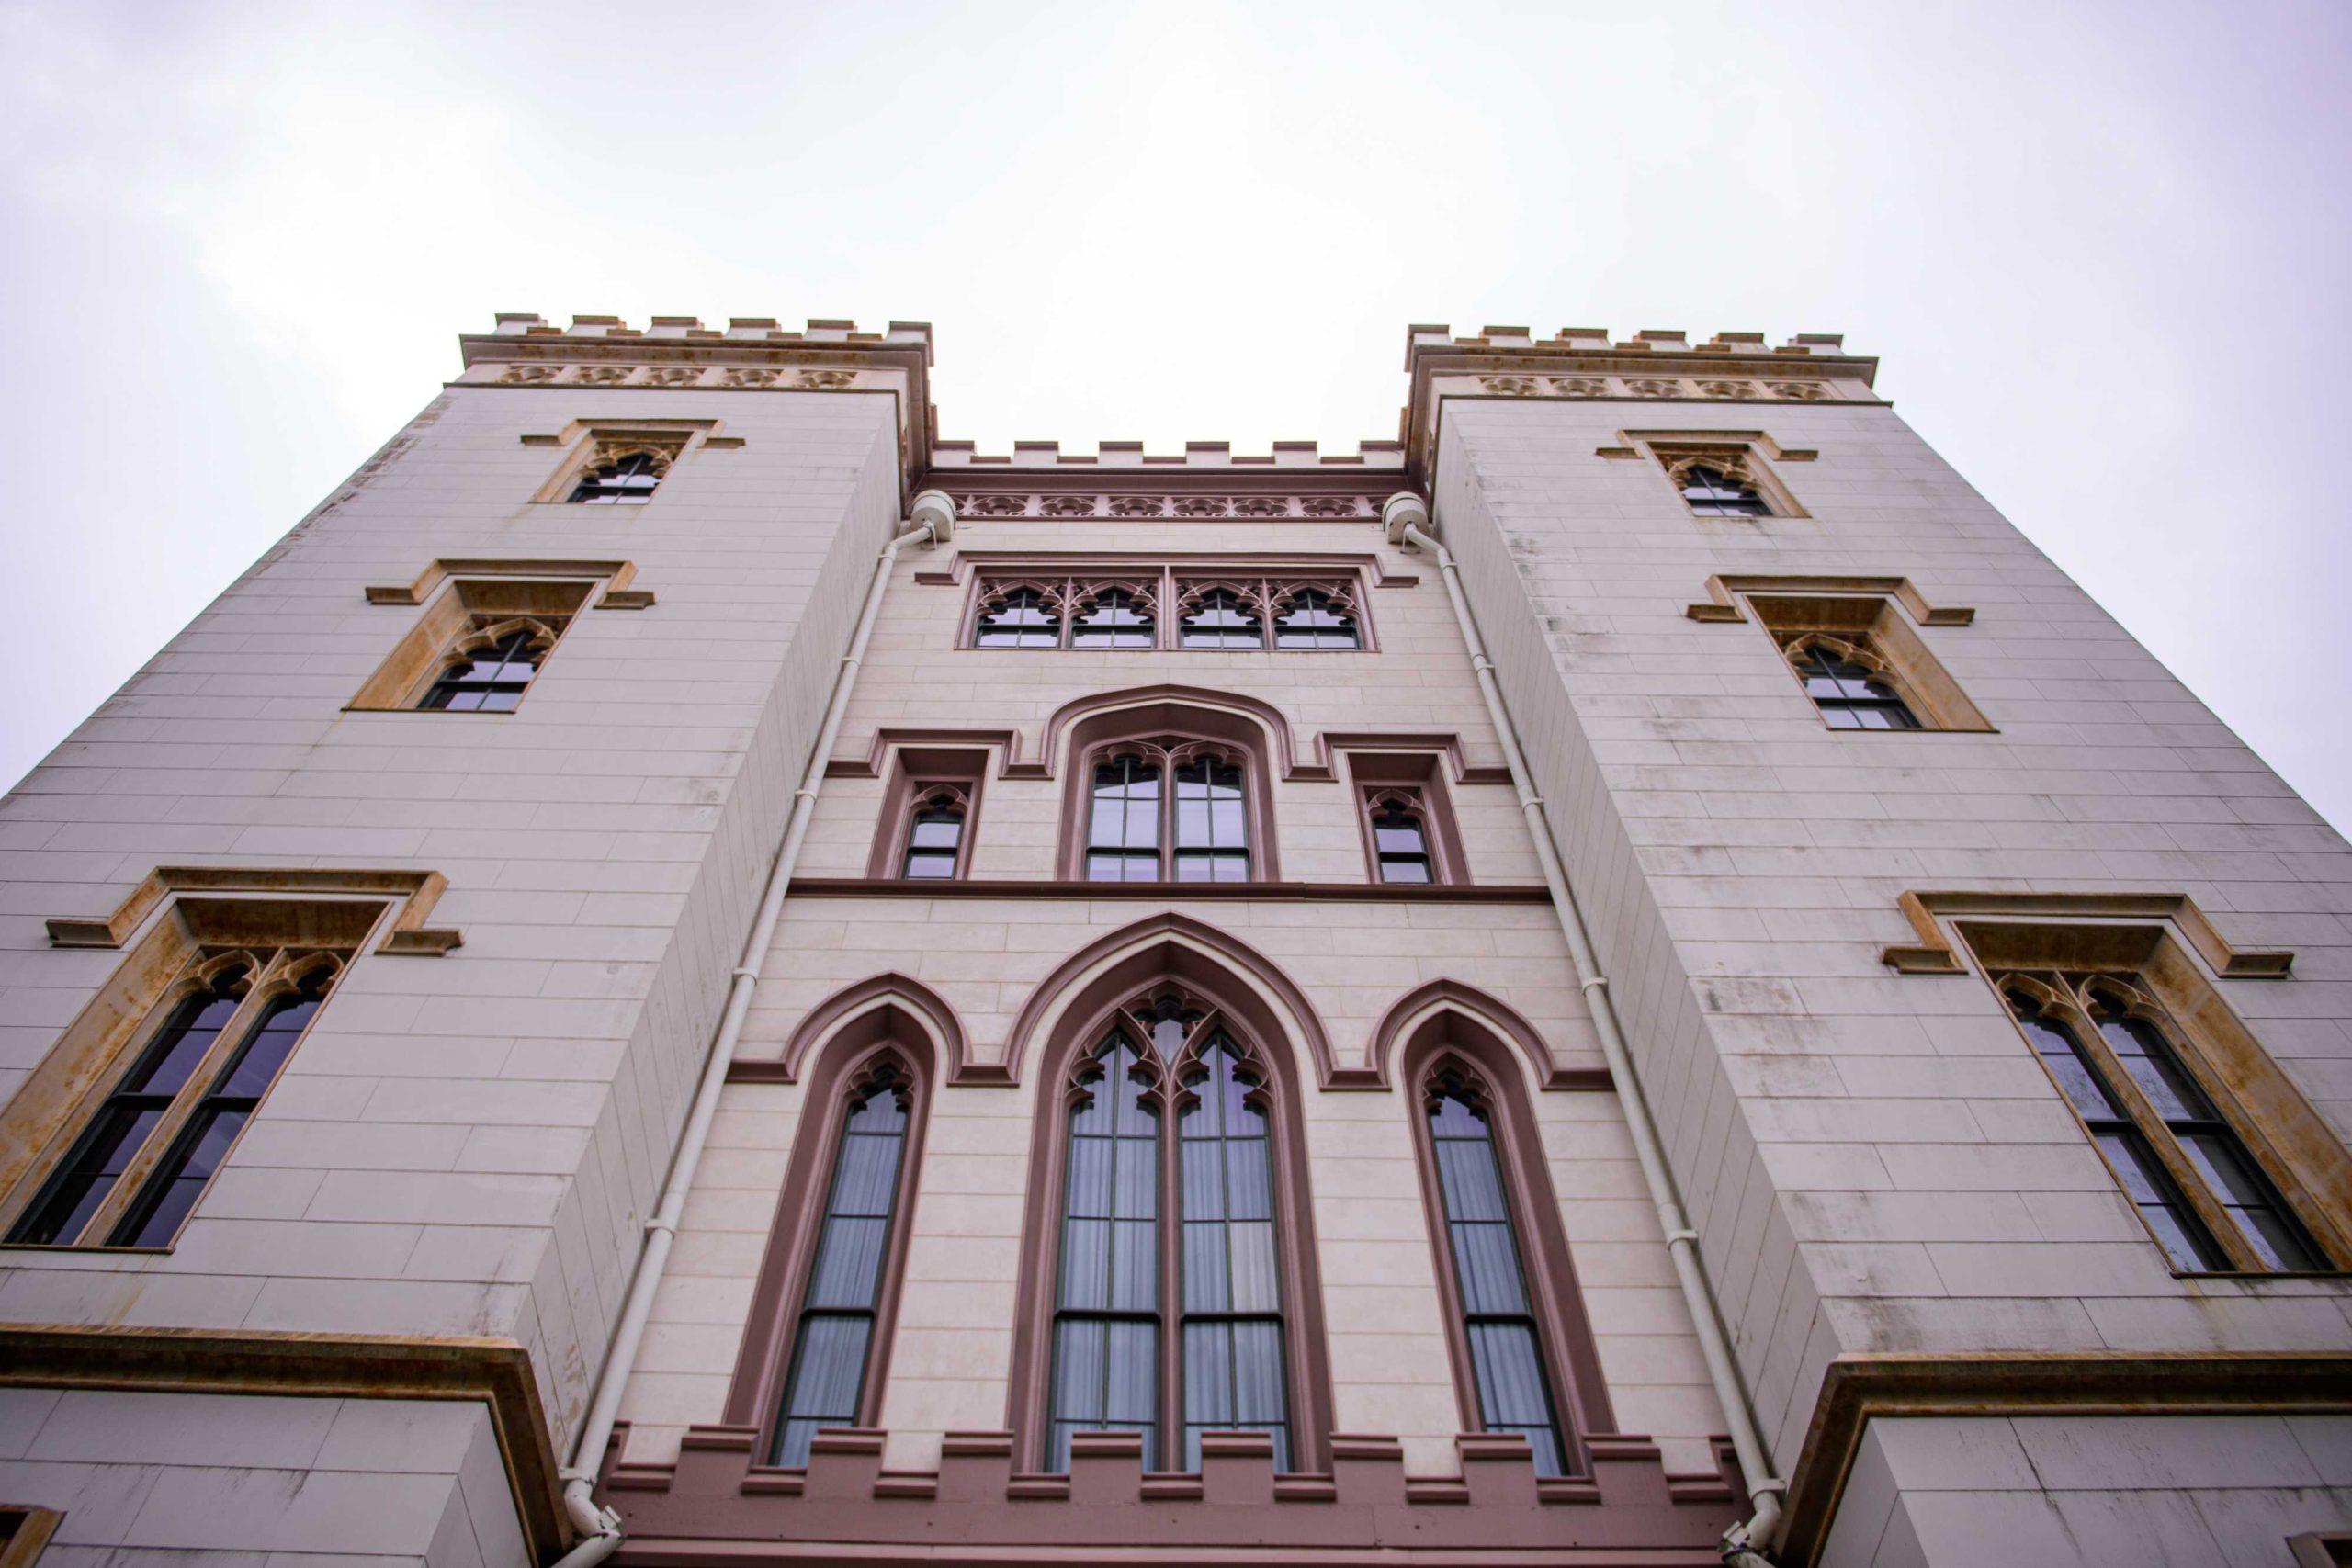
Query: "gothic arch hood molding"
732 971 975 1086
996 914 1333 1089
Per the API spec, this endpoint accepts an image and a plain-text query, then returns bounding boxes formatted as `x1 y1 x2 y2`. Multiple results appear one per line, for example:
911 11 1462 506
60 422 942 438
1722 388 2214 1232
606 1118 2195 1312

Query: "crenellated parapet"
455 313 937 485
598 1420 1747 1562
1400 324 1883 485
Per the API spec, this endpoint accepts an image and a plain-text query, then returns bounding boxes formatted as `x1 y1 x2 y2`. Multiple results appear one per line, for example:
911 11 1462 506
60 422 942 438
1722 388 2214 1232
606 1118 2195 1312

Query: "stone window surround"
1881 890 2351 1275
347 562 651 714
1342 750 1469 886
0 886 415 1251
1684 575 1992 734
1053 700 1282 882
863 747 990 880
518 417 741 505
1400 1016 1618 1477
1001 961 1337 1475
960 562 1375 653
721 1025 933 1453
1597 429 1816 520
0 1505 62 1568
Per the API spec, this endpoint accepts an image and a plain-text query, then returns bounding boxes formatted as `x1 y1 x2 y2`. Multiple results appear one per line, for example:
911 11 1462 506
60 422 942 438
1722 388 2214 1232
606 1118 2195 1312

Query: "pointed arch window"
419 622 559 712
1048 995 1294 1471
568 449 666 504
1070 587 1155 649
1083 741 1253 883
1180 588 1264 650
771 1057 918 1466
974 586 1062 648
1785 638 1921 730
7 948 345 1249
1998 972 2323 1273
1272 588 1358 649
1424 1067 1566 1475
1367 792 1435 884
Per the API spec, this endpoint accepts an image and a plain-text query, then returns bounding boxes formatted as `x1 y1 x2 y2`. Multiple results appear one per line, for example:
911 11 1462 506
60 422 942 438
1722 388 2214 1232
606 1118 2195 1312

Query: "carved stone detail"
952 493 1383 522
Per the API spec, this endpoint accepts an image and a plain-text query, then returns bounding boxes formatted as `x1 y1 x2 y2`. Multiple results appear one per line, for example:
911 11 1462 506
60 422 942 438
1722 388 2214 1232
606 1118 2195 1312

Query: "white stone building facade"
0 316 2343 1567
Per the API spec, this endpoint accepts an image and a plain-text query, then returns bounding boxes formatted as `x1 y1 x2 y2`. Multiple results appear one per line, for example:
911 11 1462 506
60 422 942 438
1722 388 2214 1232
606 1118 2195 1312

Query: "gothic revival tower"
0 316 2344 1568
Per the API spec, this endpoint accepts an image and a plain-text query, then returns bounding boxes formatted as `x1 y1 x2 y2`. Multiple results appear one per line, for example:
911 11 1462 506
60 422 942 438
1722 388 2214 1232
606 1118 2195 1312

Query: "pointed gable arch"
733 971 975 1086
997 913 1332 1088
1363 978 1611 1093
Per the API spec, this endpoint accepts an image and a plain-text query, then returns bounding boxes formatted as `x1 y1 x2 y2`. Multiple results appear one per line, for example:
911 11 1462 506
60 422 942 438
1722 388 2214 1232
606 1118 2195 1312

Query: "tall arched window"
1424 1067 1566 1474
1083 742 1251 882
723 1030 933 1467
899 789 967 879
772 1057 917 1465
1047 993 1295 1471
1402 1021 1614 1479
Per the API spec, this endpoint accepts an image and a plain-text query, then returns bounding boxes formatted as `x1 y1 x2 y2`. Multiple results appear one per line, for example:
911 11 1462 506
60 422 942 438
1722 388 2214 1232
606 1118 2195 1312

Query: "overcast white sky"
4 0 2347 830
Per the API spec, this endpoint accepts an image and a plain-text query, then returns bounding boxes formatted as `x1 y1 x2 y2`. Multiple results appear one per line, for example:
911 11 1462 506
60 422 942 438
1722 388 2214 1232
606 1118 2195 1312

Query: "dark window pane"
1790 647 1921 730
569 451 666 504
1679 462 1770 516
1273 590 1358 649
975 589 1061 648
1070 590 1155 649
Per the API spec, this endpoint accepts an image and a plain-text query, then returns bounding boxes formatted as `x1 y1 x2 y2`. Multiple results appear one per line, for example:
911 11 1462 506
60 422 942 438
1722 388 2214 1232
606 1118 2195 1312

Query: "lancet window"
770 1055 920 1466
967 571 1367 652
6 945 346 1248
1996 971 2324 1273
1047 991 1295 1471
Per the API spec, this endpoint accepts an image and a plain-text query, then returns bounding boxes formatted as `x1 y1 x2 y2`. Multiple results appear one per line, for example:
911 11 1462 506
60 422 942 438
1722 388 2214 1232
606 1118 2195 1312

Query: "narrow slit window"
771 1064 915 1466
1426 1073 1566 1476
1272 590 1358 650
1070 589 1155 649
1181 590 1264 650
900 792 967 880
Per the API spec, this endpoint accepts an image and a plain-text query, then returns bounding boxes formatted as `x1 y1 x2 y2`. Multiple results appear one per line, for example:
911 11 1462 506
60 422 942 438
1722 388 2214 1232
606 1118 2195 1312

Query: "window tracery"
1083 739 1253 883
966 572 1367 652
565 436 680 504
1779 633 1923 730
1046 987 1295 1471
418 616 564 711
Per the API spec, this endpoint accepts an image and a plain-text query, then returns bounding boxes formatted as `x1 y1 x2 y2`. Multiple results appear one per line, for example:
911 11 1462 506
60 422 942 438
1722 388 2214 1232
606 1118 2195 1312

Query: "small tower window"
1787 641 1922 730
568 449 665 504
420 626 555 712
1181 589 1264 650
975 588 1062 649
1070 588 1155 649
1369 796 1434 884
1272 589 1358 650
1676 460 1770 516
900 791 967 879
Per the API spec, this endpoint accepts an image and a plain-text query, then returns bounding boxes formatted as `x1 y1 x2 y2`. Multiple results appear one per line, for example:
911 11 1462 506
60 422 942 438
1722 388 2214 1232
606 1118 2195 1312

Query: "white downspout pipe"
547 490 958 1568
1382 493 1785 1564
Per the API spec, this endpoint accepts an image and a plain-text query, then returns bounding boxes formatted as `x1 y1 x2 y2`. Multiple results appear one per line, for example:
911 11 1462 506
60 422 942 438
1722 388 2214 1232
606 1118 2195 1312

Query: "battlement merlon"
1400 325 1883 485
454 314 938 491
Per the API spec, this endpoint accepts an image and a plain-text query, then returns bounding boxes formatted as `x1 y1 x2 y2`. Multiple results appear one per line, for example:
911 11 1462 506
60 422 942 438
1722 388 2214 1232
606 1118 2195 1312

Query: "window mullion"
1158 1078 1182 1472
2056 988 2263 1270
80 949 288 1245
1159 762 1178 880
